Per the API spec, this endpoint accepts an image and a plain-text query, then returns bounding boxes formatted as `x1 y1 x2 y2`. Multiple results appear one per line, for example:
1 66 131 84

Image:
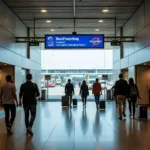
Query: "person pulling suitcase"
65 79 74 108
92 78 102 110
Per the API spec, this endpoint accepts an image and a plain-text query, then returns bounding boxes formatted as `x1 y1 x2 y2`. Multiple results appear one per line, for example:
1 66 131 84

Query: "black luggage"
73 98 77 106
99 100 106 110
62 96 69 107
138 105 147 119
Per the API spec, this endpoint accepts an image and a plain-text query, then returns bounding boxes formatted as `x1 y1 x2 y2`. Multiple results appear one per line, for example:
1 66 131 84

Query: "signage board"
45 75 51 80
102 75 108 80
111 41 121 46
45 35 104 49
29 42 39 46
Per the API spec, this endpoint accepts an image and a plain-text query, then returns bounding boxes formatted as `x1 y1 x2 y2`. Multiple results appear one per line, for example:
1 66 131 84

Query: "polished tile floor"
0 101 150 150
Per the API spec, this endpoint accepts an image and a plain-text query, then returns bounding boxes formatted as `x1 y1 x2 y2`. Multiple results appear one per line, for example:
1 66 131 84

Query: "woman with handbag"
80 81 89 107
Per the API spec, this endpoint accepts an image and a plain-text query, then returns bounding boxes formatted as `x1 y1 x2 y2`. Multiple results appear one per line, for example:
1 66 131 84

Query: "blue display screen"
45 35 104 49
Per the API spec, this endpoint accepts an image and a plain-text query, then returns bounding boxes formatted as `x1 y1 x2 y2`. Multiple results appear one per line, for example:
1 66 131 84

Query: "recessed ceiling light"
41 9 47 13
46 20 51 23
95 29 99 32
50 29 55 32
98 20 104 23
102 9 109 13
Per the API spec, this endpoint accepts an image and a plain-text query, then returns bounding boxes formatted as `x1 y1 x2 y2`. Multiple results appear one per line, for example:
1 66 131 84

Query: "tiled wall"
0 0 41 97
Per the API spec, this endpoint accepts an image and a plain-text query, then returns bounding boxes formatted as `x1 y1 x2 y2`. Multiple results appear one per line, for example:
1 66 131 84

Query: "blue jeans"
94 94 100 107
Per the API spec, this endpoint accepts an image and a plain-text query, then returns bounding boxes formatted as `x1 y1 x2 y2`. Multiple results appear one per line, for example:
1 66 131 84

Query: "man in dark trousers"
65 79 74 108
19 74 40 135
115 74 129 120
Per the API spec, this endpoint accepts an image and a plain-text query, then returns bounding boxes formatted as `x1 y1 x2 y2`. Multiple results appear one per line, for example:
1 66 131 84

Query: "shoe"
129 114 132 117
118 117 122 120
7 127 13 135
26 130 29 135
123 112 126 117
27 128 33 136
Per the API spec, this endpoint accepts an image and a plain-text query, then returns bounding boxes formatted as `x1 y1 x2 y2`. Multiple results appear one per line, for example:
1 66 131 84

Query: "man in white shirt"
0 75 18 135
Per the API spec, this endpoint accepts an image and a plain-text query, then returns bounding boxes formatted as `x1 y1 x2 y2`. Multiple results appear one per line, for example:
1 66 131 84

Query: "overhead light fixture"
102 9 109 13
41 9 47 13
95 29 99 32
98 20 104 23
46 20 51 23
50 29 55 32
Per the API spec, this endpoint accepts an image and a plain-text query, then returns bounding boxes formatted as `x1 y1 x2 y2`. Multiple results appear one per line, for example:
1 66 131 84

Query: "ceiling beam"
16 36 135 43
30 27 120 29
22 18 127 21
33 17 119 20
10 6 138 9
73 0 75 17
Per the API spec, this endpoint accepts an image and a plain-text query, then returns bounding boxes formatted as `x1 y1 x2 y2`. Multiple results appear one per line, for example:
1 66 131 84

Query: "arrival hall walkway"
0 102 149 150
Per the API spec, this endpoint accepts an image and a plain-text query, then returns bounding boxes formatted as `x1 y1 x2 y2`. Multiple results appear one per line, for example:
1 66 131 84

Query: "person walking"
65 79 74 108
115 74 129 120
0 75 18 135
19 74 40 136
92 78 102 110
80 80 89 107
128 78 140 119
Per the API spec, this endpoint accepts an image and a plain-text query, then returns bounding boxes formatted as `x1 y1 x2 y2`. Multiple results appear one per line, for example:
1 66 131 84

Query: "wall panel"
0 0 41 93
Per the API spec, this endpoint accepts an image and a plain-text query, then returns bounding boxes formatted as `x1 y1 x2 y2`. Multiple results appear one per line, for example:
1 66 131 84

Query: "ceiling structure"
4 0 144 37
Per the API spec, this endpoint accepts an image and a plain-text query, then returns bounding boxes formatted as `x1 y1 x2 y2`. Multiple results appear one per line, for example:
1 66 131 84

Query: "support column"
120 27 123 59
27 27 30 59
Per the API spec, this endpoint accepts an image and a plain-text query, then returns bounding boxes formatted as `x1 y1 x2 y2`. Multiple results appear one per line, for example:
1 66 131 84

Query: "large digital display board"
45 35 104 49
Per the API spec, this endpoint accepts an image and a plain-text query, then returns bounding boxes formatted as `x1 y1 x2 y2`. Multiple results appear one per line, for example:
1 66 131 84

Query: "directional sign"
45 35 104 49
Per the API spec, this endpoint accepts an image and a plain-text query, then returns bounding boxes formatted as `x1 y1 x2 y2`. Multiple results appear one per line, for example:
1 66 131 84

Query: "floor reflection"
62 108 74 137
93 111 101 141
80 109 89 135
0 102 150 150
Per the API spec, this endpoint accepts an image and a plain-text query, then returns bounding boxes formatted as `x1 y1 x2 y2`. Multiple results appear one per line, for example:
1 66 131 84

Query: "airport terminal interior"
0 0 150 149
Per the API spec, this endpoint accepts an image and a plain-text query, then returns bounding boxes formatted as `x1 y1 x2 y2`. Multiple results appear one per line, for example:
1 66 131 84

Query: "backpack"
130 85 137 96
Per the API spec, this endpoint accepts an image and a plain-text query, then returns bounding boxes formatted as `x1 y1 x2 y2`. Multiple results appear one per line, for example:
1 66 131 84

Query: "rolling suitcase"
138 104 147 119
99 100 106 110
62 96 69 107
73 98 77 106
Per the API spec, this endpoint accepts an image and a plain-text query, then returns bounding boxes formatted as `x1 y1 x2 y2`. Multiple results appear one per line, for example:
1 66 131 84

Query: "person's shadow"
80 109 89 135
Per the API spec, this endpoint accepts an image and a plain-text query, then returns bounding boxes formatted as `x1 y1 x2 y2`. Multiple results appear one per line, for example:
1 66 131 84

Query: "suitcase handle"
138 97 142 105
